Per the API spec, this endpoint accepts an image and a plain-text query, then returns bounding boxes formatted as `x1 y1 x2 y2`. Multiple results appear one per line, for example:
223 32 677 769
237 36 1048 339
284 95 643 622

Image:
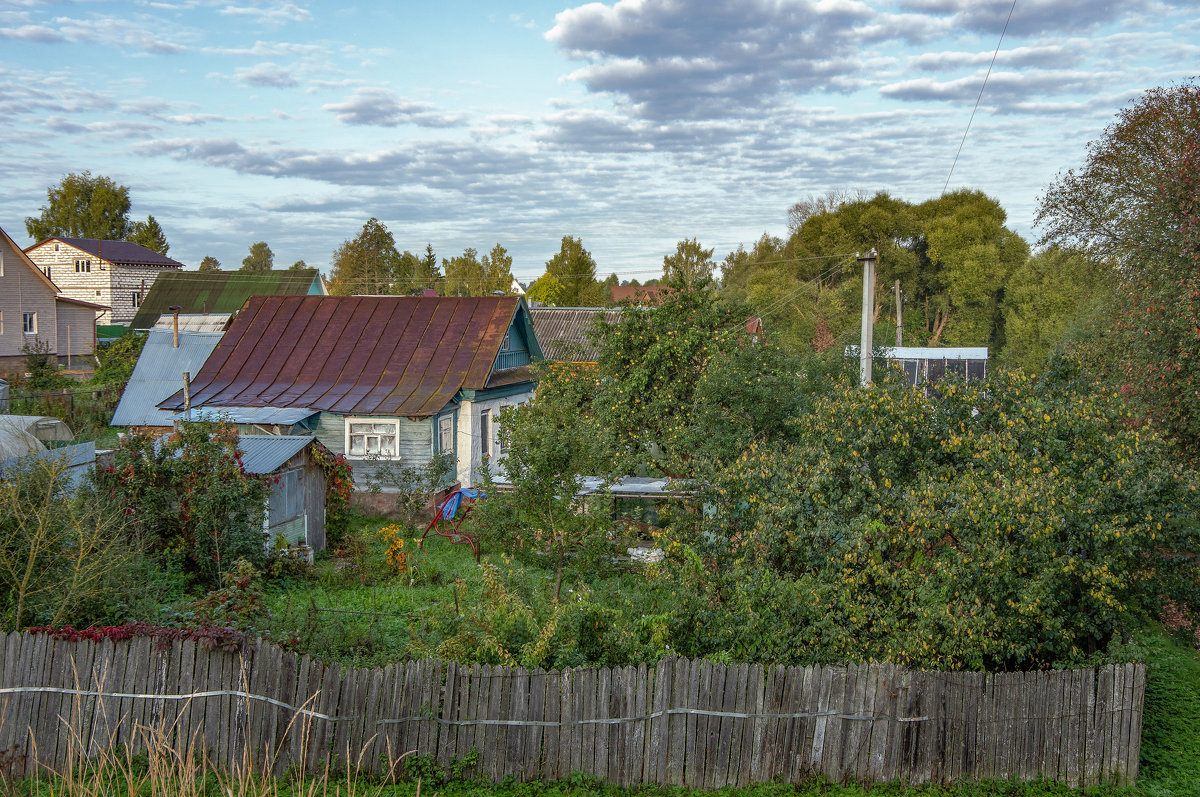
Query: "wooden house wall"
310 411 436 489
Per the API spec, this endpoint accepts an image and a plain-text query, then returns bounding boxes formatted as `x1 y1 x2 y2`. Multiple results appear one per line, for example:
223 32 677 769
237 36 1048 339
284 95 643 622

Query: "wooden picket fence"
0 632 1145 787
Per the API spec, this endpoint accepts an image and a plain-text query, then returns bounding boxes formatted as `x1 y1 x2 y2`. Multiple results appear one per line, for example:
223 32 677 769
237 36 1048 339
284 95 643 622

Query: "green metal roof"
130 269 322 329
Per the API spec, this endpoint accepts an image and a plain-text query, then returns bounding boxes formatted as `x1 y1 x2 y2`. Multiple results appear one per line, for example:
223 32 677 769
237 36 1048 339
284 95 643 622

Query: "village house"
239 435 328 553
0 226 106 376
129 268 327 329
529 306 622 363
158 295 542 489
24 237 185 325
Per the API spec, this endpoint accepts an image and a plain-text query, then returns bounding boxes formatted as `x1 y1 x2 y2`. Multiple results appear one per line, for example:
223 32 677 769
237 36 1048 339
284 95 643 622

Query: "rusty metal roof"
160 295 527 417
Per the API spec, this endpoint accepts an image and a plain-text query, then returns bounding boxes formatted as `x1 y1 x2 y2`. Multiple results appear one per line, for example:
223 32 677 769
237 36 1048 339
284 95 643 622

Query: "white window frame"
437 414 454 455
0 310 4 335
479 409 492 459
344 417 401 460
131 291 142 308
74 259 91 273
22 312 37 335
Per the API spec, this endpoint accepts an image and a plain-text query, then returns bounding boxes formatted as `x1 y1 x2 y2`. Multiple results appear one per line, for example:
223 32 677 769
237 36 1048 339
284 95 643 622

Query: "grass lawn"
260 516 663 668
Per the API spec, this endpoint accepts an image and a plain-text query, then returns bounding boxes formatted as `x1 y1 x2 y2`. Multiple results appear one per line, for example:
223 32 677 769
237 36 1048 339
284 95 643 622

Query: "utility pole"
894 280 903 347
858 249 877 387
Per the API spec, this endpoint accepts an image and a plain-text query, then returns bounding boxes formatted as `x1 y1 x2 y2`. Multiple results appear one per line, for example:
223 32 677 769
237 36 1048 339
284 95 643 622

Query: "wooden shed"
238 435 327 553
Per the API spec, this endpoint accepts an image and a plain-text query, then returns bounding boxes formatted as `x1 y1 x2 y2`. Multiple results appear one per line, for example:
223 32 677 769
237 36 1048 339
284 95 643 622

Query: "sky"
1 0 1197 283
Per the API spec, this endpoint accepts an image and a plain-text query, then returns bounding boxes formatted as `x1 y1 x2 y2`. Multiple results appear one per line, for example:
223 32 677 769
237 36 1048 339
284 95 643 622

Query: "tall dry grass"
0 667 414 797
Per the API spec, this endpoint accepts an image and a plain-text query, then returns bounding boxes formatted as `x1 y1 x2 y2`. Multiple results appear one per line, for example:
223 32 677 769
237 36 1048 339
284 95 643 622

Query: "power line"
942 0 1018 194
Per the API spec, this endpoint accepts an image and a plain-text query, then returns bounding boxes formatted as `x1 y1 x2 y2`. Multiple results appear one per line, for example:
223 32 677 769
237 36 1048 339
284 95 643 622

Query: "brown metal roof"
160 295 525 417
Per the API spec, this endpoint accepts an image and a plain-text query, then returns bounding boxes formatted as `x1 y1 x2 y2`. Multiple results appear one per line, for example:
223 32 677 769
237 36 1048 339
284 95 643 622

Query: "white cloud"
323 88 465 128
235 62 299 88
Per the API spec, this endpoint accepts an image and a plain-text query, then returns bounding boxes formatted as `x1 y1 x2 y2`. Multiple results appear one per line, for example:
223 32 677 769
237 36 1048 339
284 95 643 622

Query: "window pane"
380 435 396 455
349 435 365 455
365 435 380 454
374 423 394 434
349 423 373 434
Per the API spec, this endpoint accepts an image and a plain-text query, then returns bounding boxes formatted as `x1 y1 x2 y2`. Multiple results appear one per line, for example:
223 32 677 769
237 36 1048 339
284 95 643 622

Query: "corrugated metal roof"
160 295 528 418
130 269 321 329
174 406 316 425
111 329 224 426
238 435 314 474
529 307 622 362
1 442 96 490
152 314 232 333
41 238 185 268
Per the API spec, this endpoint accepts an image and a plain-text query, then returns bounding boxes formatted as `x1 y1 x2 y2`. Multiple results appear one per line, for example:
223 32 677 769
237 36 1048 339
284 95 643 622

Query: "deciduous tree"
328 218 399 295
198 256 221 272
544 236 604 306
240 241 274 272
661 238 714 289
25 172 132 241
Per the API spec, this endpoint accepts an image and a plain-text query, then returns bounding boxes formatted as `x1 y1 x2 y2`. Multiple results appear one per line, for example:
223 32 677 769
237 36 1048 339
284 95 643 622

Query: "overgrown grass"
1135 628 1200 796
260 516 664 669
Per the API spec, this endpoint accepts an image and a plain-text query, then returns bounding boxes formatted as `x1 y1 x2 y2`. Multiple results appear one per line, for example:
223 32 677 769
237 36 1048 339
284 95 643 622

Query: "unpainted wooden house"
158 295 542 489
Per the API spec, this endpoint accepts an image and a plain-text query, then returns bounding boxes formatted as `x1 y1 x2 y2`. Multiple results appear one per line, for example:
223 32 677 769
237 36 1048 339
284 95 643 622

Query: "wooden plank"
760 664 785 782
505 666 527 781
480 664 501 781
682 659 703 788
805 665 829 781
422 660 443 759
1063 669 1081 788
39 637 70 771
736 663 759 787
63 638 97 771
646 659 666 785
525 667 546 780
433 660 456 772
605 665 622 786
1105 664 1123 783
1127 663 1146 786
664 659 687 787
563 667 580 780
818 665 846 782
868 663 894 782
544 667 562 781
784 664 808 781
589 665 607 782
364 664 388 774
466 664 486 777
0 633 25 759
580 667 597 780
845 662 869 782
631 662 648 787
917 671 939 785
303 660 339 776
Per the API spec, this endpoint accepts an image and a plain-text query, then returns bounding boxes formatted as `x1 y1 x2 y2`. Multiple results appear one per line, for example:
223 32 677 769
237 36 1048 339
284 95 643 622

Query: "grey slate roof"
238 435 314 474
111 329 223 427
528 307 622 362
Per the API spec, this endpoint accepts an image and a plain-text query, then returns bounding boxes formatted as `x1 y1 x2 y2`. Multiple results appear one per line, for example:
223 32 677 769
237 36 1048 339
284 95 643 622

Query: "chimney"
169 305 181 347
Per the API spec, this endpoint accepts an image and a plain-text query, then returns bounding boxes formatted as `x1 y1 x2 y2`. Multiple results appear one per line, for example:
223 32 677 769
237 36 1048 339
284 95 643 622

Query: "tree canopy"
661 238 715 289
328 219 398 295
240 241 275 272
543 236 605 306
1036 80 1200 460
25 172 132 241
126 214 170 255
198 256 221 272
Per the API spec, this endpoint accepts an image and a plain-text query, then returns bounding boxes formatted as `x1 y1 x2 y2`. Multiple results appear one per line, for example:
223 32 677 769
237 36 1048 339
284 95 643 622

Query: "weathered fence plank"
0 634 1148 788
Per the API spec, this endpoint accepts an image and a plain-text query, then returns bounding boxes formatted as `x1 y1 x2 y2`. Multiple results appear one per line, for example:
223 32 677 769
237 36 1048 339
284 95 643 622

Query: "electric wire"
942 0 1018 194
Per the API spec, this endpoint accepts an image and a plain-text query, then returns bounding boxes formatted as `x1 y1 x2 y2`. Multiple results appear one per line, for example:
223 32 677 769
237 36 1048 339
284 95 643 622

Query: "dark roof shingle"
46 238 185 268
160 295 526 417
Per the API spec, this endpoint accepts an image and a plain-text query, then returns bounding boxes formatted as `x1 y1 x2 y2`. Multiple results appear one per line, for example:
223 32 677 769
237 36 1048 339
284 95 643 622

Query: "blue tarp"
442 488 484 520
